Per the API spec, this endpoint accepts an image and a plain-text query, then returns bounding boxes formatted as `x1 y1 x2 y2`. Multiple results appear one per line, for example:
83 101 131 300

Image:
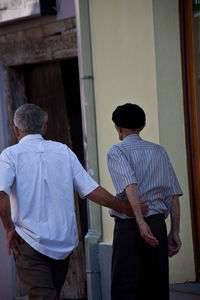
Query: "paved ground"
170 283 200 300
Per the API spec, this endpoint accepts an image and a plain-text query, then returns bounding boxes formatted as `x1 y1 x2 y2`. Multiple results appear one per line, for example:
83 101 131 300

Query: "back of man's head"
112 103 146 130
14 104 48 134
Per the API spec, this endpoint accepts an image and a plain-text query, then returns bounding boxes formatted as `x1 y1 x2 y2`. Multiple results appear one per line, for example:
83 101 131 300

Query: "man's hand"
168 195 181 257
0 191 20 255
6 228 20 256
138 220 159 247
125 184 158 246
168 232 181 257
123 199 148 217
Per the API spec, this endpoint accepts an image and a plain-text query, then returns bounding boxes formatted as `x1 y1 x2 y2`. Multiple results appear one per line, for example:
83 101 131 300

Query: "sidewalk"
170 283 200 299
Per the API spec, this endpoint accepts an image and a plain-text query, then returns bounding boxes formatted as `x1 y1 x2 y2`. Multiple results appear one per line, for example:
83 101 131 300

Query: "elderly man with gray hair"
0 104 148 300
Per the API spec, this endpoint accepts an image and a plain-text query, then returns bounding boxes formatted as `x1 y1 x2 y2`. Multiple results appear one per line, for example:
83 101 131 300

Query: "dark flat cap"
112 103 146 129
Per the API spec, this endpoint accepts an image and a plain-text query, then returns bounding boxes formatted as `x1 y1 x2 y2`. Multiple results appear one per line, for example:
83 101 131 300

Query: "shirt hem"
15 227 78 260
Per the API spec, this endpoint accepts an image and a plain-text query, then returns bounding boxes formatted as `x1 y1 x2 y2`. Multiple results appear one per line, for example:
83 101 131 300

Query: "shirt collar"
19 134 44 143
123 134 142 143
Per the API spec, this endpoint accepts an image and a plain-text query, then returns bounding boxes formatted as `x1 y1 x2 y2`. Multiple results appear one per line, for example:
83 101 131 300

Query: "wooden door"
179 0 200 281
24 62 72 145
10 61 87 298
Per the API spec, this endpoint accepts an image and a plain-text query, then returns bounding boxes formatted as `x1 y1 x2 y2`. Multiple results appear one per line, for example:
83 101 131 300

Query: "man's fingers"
12 246 20 256
168 245 181 257
168 242 181 256
149 238 159 247
140 200 146 204
139 222 159 247
143 232 159 247
147 229 159 242
145 237 158 247
168 235 181 257
169 249 179 257
7 232 20 256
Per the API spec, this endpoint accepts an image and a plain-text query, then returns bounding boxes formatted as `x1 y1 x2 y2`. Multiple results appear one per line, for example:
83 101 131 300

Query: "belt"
114 213 164 223
114 217 135 222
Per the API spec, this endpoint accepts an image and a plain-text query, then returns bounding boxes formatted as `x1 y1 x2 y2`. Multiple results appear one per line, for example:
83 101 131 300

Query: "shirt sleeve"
0 149 16 195
162 148 183 196
69 148 99 198
107 145 137 194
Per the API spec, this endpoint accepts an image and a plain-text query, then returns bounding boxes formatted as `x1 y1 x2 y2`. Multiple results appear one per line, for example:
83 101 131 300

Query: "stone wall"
0 17 77 66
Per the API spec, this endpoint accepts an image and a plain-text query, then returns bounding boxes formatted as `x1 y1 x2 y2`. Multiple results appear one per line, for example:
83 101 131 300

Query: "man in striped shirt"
107 103 182 300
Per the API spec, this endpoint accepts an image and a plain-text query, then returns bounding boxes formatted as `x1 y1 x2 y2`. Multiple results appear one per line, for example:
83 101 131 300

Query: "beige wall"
89 0 159 241
88 0 195 283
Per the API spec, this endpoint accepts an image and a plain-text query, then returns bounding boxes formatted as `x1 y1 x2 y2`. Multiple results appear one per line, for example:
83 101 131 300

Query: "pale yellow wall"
89 0 159 241
89 0 195 283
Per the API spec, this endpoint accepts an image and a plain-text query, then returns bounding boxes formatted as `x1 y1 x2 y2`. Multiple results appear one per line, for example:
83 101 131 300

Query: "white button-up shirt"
0 134 99 259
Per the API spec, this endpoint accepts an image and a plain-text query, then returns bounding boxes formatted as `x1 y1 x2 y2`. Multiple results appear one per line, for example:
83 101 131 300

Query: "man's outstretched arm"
168 195 181 257
0 191 19 255
86 186 148 218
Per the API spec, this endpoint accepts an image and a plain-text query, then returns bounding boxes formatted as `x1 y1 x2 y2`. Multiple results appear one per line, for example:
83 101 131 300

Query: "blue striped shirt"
107 134 182 219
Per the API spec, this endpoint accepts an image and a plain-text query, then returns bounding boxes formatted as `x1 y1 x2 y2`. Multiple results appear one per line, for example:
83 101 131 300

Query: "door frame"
179 0 200 281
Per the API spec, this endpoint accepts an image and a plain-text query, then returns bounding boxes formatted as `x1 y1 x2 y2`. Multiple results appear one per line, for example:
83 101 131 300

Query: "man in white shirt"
0 104 146 300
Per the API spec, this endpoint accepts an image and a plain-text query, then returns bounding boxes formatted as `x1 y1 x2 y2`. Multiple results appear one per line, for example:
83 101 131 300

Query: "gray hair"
14 104 48 134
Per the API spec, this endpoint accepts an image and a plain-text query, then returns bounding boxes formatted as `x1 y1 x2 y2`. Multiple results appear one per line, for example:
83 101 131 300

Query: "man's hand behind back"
125 200 148 217
138 220 159 247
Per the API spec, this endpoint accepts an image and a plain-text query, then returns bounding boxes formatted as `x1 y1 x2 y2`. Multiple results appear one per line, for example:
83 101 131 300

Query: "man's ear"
140 123 146 131
114 125 122 133
119 127 123 134
42 123 47 137
13 126 20 139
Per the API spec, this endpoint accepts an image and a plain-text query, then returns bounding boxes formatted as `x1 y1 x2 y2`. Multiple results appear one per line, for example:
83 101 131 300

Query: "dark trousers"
111 214 169 300
15 241 70 300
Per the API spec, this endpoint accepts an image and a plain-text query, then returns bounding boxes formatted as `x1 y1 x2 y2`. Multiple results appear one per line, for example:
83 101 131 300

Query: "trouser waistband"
114 213 164 223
